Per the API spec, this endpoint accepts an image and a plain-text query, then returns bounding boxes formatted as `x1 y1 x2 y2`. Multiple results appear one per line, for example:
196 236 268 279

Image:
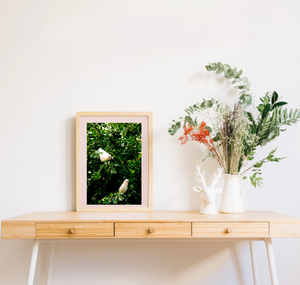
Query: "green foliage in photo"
87 122 142 205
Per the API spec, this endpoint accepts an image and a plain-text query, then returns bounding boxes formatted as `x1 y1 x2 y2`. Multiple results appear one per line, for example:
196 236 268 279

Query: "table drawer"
192 222 269 238
36 223 114 238
115 223 191 238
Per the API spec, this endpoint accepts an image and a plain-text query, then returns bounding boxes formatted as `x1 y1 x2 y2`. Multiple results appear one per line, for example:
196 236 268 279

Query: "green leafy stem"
242 149 285 187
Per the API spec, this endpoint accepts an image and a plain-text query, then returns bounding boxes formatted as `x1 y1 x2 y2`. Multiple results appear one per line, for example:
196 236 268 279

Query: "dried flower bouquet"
169 62 300 187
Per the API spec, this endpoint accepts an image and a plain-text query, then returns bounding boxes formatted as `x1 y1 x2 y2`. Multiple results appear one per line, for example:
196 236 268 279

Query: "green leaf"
254 162 263 168
268 132 276 140
223 64 231 72
185 116 192 124
262 104 271 119
242 77 249 83
206 100 213 108
244 95 252 105
213 133 221 142
234 85 244 89
168 125 178 135
205 126 212 132
271 91 278 105
195 102 201 108
271 101 287 111
216 68 223 74
246 112 255 124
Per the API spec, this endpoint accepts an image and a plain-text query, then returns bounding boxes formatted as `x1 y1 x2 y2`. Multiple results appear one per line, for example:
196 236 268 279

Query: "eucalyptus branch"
168 98 222 136
205 62 252 108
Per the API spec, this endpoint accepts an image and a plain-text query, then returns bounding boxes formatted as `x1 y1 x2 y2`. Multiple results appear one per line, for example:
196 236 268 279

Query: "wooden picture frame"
76 112 153 211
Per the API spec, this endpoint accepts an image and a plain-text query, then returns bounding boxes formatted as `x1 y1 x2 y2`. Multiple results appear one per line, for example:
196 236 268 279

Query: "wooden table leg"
45 242 55 285
26 239 40 285
249 241 259 285
265 238 279 285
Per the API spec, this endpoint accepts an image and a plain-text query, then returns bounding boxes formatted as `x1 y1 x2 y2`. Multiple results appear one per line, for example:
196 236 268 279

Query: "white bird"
119 179 129 194
98 148 111 162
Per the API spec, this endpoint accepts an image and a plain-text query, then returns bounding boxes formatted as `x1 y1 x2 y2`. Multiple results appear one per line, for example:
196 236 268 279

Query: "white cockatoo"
119 179 129 194
98 148 111 162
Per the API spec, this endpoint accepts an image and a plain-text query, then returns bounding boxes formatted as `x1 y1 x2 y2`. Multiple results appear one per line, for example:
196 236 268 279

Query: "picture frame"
76 112 153 211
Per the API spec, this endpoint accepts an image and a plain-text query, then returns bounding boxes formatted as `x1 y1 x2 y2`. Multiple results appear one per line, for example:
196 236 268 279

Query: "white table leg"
265 238 279 285
27 239 40 285
249 241 259 285
45 242 55 285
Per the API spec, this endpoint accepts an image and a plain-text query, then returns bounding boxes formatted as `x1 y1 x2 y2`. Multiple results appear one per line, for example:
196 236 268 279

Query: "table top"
2 211 300 239
3 211 300 222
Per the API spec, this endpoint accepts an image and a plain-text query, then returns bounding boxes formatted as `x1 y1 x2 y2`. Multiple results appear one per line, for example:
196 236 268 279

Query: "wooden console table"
2 211 300 285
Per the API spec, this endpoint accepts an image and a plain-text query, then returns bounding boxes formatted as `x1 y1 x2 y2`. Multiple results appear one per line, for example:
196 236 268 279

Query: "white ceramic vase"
220 174 250 214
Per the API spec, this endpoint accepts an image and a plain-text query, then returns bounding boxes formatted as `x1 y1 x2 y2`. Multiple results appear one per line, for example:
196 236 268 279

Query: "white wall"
1 0 300 284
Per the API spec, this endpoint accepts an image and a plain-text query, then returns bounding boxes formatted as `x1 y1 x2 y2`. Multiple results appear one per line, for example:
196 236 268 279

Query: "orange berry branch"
179 122 225 169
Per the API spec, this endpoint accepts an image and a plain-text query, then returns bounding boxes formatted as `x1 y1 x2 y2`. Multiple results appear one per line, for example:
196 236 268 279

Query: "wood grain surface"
192 222 269 238
2 211 300 239
36 222 114 238
115 222 191 238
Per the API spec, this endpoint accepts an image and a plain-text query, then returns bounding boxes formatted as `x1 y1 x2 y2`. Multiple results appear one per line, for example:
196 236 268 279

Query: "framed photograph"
76 112 153 211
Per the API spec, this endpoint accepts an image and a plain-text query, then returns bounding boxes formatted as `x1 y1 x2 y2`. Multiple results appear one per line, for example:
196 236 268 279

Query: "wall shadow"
66 117 76 210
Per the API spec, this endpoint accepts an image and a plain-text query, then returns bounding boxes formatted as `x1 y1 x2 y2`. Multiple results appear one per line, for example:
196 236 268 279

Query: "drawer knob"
226 227 233 233
69 227 77 234
148 227 155 233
